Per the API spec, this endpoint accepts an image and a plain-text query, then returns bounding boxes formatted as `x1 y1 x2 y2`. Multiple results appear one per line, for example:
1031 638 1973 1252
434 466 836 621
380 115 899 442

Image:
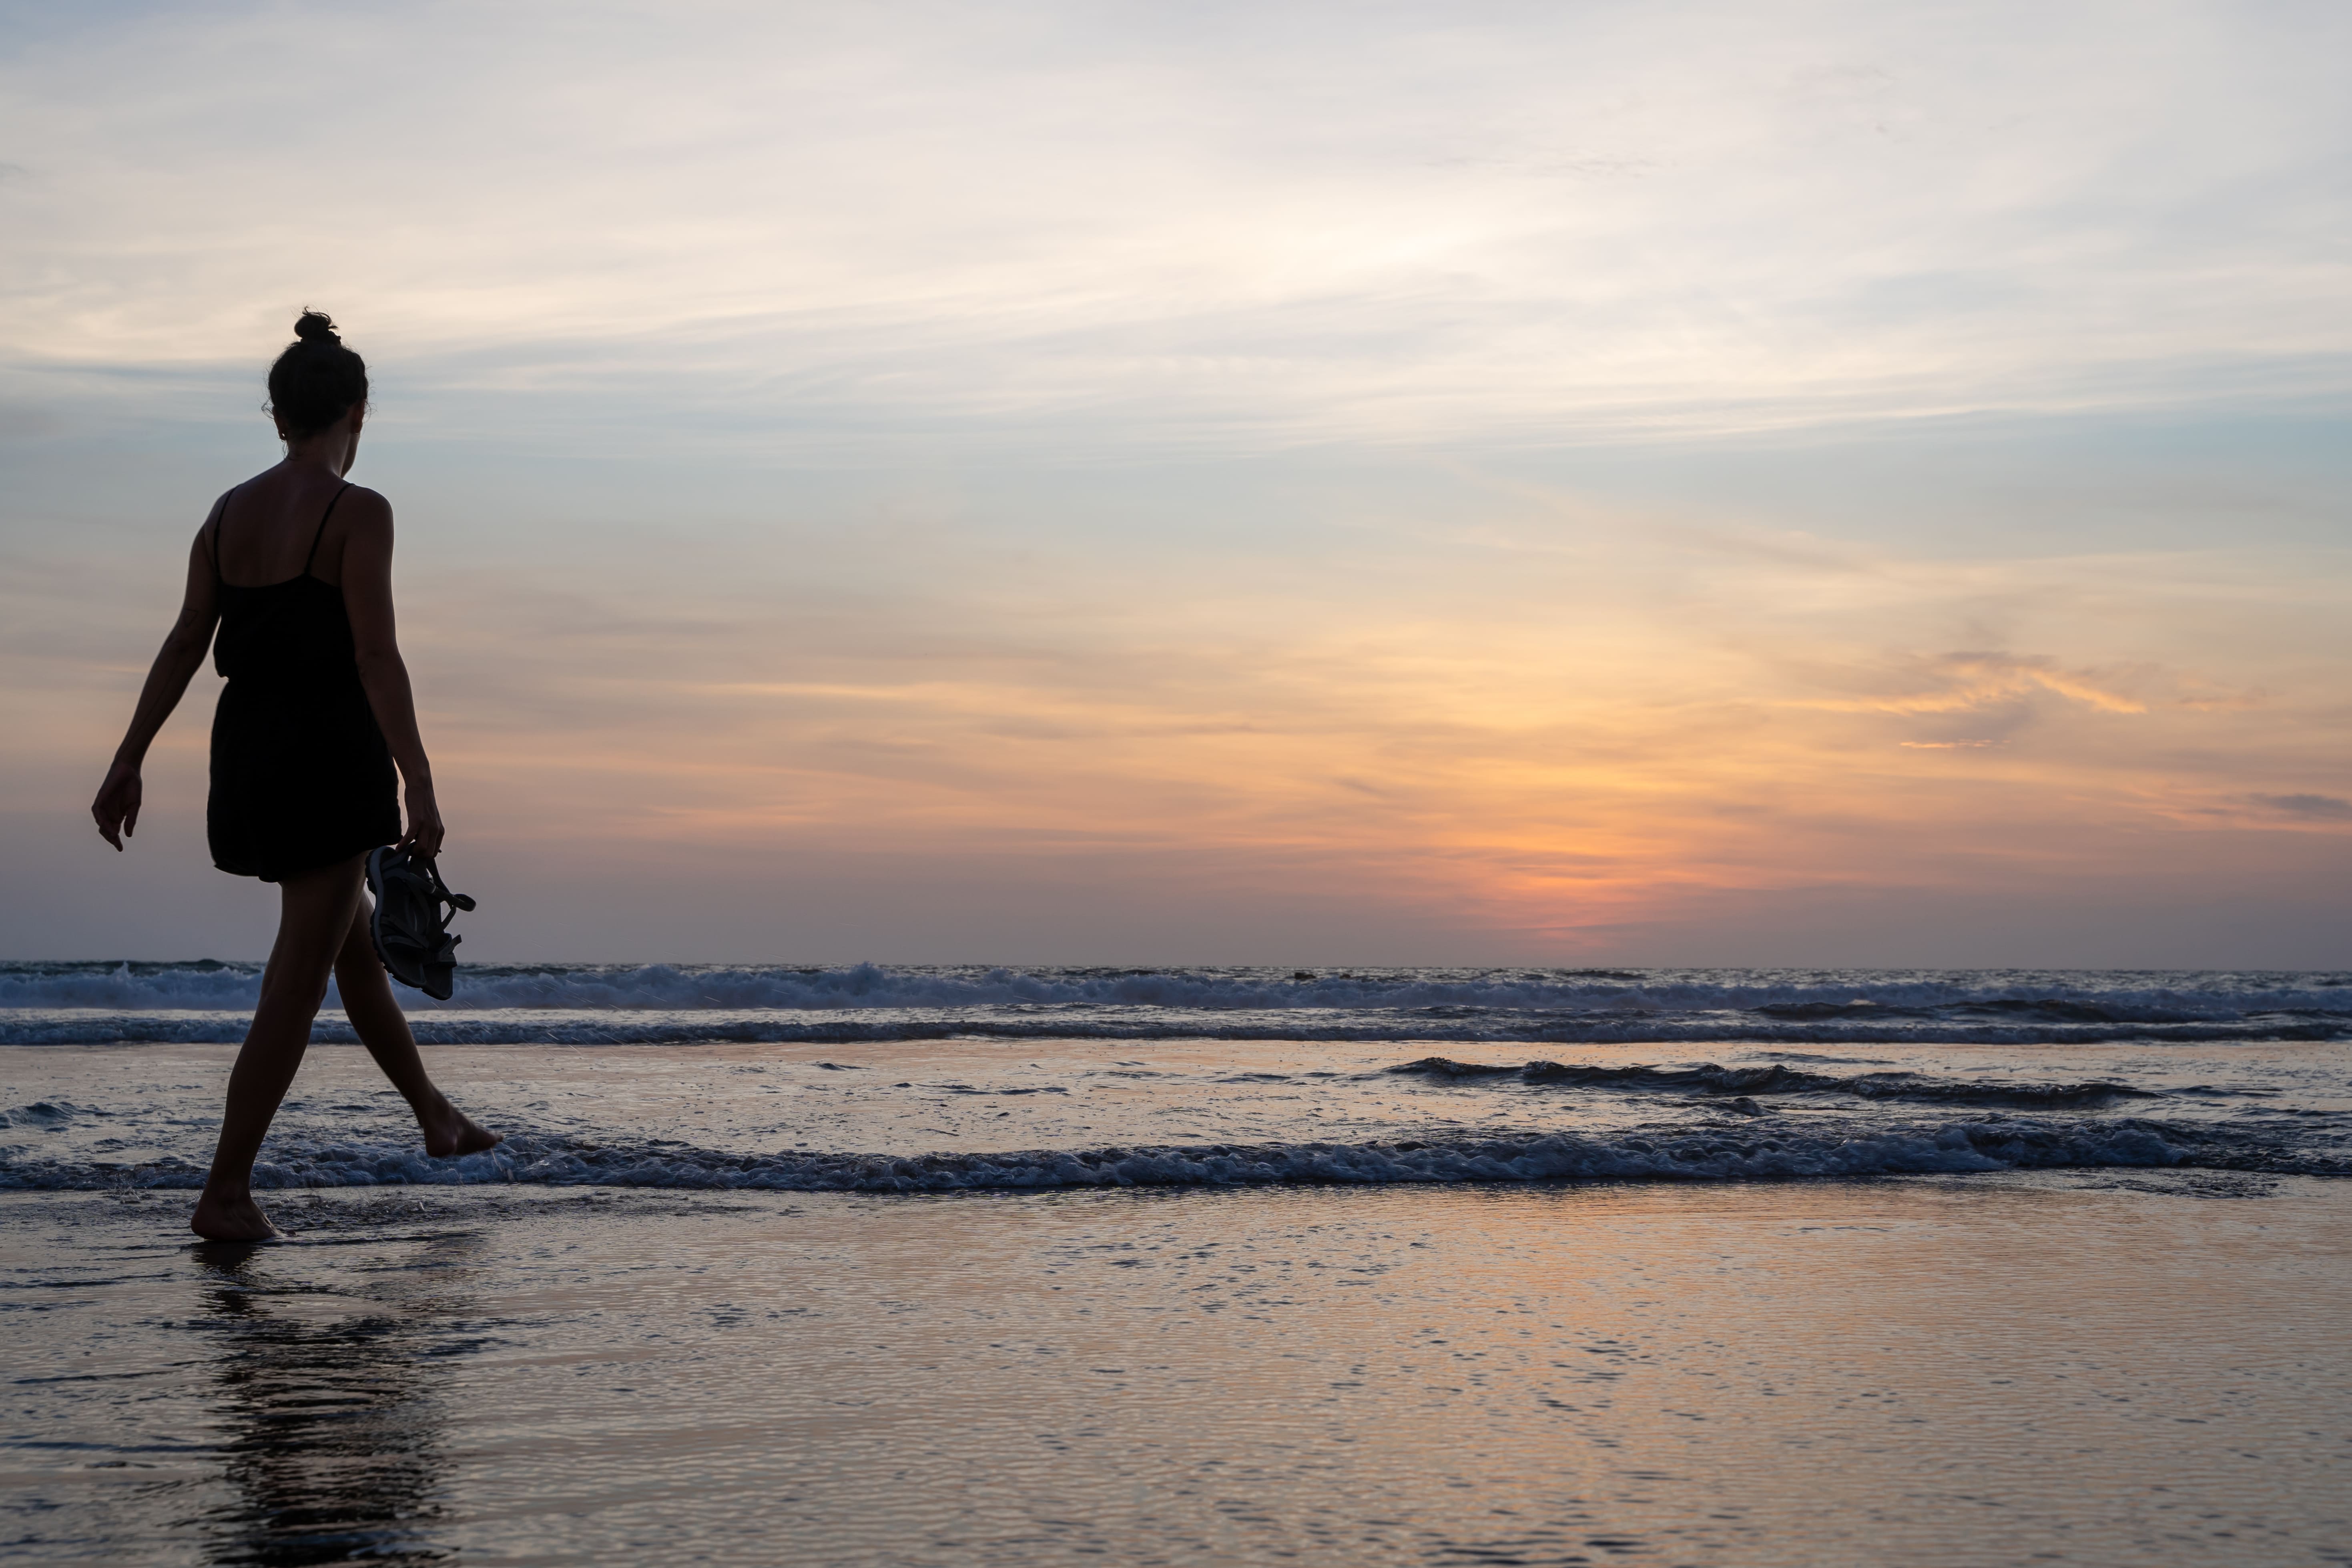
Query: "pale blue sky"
4 0 2347 964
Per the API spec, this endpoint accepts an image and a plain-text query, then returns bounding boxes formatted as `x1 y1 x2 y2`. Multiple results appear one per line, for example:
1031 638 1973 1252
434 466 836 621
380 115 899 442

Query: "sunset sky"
4 0 2348 965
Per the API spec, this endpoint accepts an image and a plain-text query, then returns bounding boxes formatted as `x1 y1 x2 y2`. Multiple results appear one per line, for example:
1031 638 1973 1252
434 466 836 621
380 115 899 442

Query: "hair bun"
268 311 367 440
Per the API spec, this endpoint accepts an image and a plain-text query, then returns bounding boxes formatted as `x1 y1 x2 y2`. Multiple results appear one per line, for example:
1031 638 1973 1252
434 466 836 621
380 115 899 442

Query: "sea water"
4 964 2349 1193
5 965 2350 1566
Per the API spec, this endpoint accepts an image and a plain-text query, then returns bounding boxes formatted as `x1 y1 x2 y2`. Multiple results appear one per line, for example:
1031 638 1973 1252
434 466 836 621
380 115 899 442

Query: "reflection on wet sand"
7 1181 2348 1566
191 1231 486 1565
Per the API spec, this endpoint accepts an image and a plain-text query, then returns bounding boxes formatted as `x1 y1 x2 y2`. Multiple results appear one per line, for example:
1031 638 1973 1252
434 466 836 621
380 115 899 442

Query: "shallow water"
6 964 2348 1562
5 1029 2348 1196
9 964 2348 1196
5 1176 2348 1566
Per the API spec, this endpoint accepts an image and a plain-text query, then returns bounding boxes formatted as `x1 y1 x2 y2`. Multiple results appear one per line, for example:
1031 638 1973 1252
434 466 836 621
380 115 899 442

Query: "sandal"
365 846 477 1001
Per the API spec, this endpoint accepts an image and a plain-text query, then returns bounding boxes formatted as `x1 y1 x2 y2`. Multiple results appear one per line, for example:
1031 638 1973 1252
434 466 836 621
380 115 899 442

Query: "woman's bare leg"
333 901 501 1157
191 857 365 1242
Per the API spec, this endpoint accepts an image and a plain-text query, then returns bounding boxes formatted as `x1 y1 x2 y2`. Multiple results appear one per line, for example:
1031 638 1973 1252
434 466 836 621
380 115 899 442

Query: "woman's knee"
335 944 393 1012
259 957 337 1013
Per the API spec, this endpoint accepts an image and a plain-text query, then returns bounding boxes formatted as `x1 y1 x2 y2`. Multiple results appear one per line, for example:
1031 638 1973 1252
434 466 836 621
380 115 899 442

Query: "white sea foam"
7 1010 2346 1193
5 960 2348 1016
0 1115 2229 1194
2 962 2346 1046
4 1010 2343 1048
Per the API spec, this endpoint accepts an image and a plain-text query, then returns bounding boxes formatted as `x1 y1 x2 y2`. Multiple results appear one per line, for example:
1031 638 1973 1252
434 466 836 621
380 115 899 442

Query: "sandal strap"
420 856 477 913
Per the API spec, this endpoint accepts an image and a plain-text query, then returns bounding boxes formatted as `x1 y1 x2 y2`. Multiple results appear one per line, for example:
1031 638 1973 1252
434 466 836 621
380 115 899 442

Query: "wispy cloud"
6 2 2352 963
4 1 2350 452
1801 652 2151 717
2244 793 2352 821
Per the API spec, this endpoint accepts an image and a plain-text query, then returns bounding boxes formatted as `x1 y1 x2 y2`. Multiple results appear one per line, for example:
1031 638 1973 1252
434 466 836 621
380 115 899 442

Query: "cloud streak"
6 1 2352 452
4 2 2350 963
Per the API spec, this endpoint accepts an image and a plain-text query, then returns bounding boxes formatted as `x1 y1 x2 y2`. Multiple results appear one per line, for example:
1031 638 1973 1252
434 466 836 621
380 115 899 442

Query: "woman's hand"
91 761 143 851
400 781 445 860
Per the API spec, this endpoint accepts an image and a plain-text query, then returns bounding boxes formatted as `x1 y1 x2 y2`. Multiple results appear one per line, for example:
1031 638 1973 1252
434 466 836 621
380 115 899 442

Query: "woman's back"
211 470 361 588
208 478 365 691
203 464 398 883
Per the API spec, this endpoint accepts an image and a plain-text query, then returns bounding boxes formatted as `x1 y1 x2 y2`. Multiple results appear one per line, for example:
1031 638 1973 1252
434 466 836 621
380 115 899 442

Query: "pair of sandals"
365 846 477 1001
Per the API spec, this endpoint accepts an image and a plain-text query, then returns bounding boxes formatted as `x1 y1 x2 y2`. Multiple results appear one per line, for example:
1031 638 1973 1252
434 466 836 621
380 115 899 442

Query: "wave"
10 1113 2318 1194
1390 1056 2160 1109
3 1008 2344 1048
4 961 2347 1019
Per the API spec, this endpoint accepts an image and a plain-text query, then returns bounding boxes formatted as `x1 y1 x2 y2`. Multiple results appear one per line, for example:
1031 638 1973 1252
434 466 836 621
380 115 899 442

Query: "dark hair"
266 309 368 441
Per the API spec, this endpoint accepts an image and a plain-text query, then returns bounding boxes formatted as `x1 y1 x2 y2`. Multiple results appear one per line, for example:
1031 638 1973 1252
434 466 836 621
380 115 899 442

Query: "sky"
2 0 2348 966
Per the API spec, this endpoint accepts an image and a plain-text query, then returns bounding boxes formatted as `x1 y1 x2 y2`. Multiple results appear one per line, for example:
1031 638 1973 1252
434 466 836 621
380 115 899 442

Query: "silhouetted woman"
91 311 498 1242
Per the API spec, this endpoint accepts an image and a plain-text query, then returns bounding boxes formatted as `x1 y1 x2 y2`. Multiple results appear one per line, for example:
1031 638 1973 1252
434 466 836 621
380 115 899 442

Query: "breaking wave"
4 1010 2344 1048
1389 1056 2161 1109
11 1112 2336 1194
3 962 2347 1046
6 960 2348 1015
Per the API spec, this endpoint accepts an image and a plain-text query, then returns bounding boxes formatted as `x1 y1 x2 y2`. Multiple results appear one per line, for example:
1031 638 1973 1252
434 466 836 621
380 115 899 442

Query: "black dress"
206 484 401 883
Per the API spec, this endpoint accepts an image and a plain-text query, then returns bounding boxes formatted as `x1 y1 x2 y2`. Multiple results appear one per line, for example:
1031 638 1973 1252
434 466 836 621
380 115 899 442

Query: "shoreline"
6 1174 2348 1565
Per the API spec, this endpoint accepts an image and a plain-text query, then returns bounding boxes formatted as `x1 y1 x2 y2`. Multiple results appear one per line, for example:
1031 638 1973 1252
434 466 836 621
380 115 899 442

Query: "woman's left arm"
92 519 224 850
339 490 445 858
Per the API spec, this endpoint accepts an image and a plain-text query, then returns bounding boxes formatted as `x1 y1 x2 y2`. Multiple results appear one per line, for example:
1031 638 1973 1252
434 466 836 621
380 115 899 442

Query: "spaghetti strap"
205 484 241 584
302 483 352 576
207 474 398 883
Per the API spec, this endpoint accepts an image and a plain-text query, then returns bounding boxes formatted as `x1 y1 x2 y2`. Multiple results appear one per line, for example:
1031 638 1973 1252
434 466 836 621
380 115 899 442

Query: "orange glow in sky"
4 1 2347 964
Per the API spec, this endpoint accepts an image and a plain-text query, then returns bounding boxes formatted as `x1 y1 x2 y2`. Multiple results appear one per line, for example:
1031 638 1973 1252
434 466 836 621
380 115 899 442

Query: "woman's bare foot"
191 1190 283 1242
420 1103 502 1158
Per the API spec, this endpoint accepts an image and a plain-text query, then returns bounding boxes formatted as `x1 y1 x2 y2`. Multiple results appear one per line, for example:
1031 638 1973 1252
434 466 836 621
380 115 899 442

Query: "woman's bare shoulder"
336 484 396 532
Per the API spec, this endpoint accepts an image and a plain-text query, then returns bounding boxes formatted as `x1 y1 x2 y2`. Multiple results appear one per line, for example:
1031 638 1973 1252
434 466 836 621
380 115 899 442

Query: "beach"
6 1174 2348 1565
5 965 2350 1563
17 0 2352 1553
15 0 2352 1558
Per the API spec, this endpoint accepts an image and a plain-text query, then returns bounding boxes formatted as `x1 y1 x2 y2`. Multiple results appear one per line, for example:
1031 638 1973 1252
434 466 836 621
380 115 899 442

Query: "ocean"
6 964 2350 1565
4 963 2349 1193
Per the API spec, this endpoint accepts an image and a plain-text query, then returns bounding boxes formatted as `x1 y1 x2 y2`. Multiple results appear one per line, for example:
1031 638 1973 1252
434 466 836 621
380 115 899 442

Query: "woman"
90 311 499 1243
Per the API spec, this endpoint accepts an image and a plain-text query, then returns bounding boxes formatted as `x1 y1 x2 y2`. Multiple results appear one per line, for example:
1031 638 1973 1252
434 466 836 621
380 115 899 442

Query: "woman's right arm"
92 522 223 850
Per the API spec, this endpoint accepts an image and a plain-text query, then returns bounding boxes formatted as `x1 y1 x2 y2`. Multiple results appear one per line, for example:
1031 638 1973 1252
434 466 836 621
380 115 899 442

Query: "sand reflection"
190 1230 486 1565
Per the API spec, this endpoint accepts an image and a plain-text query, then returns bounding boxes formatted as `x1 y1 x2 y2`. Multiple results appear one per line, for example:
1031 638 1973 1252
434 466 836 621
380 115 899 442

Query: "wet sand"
4 1173 2348 1565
